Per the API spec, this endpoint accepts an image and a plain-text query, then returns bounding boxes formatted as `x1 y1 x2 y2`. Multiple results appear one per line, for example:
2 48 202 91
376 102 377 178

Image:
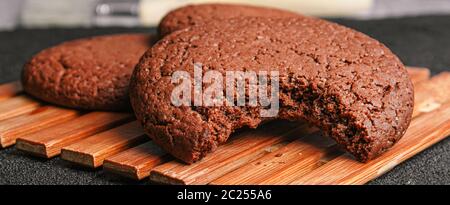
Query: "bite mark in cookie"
131 17 414 164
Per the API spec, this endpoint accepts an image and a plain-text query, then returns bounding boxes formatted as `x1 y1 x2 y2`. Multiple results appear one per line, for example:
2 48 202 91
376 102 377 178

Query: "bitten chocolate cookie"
130 17 414 164
22 34 153 111
158 3 299 36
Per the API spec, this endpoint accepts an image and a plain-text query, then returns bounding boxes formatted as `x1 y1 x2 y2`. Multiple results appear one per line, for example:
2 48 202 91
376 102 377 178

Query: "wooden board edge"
103 160 141 180
61 149 96 168
148 170 187 185
16 139 49 158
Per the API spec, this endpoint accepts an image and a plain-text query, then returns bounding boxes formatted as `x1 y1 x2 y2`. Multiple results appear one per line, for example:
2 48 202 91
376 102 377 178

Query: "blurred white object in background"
95 0 141 26
0 0 24 30
138 0 373 26
366 0 450 19
2 0 450 30
18 0 375 28
21 0 98 27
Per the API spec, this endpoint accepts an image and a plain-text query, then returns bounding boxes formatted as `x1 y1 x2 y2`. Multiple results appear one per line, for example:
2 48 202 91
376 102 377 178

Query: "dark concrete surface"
0 16 449 185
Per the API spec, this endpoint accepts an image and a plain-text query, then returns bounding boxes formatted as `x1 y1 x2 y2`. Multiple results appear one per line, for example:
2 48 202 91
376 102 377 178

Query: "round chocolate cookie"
158 3 299 36
22 34 153 111
130 17 414 164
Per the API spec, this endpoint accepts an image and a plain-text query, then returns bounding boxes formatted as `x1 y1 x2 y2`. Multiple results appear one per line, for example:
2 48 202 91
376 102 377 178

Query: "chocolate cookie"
130 17 414 164
22 34 153 111
158 3 299 36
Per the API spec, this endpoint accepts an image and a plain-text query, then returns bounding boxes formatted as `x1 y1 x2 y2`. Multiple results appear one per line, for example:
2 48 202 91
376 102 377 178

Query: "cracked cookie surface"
158 3 299 36
131 17 414 164
22 34 153 111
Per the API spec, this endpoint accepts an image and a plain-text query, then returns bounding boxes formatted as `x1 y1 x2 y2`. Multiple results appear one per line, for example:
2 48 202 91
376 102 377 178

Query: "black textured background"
0 16 449 185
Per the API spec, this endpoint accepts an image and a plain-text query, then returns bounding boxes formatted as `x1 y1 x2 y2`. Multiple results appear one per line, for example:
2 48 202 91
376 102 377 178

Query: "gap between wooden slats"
288 102 450 185
210 71 450 184
0 106 80 148
104 66 431 181
107 120 302 181
16 112 134 158
61 121 148 168
0 96 41 121
149 123 318 185
0 66 434 183
103 141 170 180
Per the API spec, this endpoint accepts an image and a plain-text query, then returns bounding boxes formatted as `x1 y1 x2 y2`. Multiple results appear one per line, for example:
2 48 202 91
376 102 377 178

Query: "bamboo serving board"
0 66 449 185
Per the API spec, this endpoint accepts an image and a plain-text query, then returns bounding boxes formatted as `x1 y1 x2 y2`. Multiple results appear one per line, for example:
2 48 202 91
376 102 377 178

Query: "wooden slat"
61 121 148 168
209 71 448 185
0 81 22 101
0 96 41 121
0 106 80 148
16 112 134 158
103 142 170 180
148 122 315 184
0 66 440 184
259 145 344 185
288 102 450 185
140 68 429 184
211 131 341 185
147 69 437 184
413 72 450 117
213 70 450 184
405 66 430 84
104 121 299 180
93 68 444 183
